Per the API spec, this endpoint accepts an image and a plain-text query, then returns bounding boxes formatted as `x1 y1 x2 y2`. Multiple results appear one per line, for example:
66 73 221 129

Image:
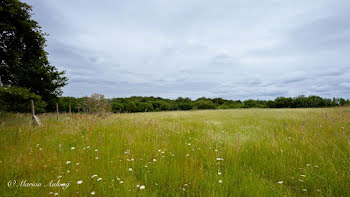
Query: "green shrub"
0 86 46 113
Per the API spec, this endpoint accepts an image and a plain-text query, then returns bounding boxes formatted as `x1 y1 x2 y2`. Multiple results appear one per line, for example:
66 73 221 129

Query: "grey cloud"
24 0 350 100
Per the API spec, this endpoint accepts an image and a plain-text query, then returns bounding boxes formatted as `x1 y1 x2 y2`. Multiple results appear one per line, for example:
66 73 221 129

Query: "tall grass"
0 108 349 196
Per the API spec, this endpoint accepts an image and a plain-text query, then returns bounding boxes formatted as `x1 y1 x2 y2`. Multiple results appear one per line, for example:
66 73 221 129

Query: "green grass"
0 108 349 196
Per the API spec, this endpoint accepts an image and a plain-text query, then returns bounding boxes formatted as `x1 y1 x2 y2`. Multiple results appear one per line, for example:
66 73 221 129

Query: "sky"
24 0 350 100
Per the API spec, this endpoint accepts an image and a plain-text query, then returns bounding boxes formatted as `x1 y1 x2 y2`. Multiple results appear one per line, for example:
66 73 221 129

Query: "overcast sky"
25 0 350 100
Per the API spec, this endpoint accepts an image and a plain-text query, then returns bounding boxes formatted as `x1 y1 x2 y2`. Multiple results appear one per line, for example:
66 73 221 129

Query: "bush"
80 93 111 114
0 86 46 113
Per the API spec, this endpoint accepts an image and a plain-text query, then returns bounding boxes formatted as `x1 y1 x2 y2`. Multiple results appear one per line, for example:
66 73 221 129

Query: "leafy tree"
0 0 67 110
111 102 124 113
124 101 137 112
194 100 215 109
80 93 110 114
58 97 78 112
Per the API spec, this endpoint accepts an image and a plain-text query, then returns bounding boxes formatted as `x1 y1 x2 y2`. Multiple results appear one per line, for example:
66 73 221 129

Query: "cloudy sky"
25 0 350 100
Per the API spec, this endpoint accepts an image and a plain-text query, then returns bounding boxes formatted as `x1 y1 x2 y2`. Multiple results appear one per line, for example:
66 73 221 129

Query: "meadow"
0 108 349 196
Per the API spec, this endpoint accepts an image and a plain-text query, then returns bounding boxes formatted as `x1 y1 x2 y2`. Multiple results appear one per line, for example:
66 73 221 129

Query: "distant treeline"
60 95 349 113
0 87 349 113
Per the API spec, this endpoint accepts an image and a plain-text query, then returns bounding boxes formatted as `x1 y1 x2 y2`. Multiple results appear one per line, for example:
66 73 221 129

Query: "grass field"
0 108 349 196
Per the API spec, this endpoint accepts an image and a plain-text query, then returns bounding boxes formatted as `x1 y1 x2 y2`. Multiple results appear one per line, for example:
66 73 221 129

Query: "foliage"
0 0 67 110
0 86 46 113
80 93 110 114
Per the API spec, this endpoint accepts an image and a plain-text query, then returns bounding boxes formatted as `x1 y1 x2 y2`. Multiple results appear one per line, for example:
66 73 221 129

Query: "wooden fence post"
56 103 59 120
31 100 35 125
69 104 72 119
31 100 42 126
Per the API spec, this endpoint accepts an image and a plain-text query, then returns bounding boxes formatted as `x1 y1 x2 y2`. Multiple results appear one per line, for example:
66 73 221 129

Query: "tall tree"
0 0 67 109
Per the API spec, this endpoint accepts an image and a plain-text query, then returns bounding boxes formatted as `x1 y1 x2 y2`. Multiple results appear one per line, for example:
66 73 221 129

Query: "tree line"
2 87 348 113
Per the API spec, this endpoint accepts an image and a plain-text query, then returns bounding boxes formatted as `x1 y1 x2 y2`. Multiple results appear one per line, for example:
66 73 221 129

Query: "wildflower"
66 161 71 164
91 191 95 195
97 178 102 181
314 165 319 168
39 148 42 151
186 154 190 157
120 181 124 184
299 179 304 182
145 165 148 168
306 164 310 167
140 185 145 190
131 158 134 161
302 189 307 192
95 149 98 152
153 159 156 162
128 168 132 172
71 147 75 150
158 149 161 152
278 181 283 184
54 193 58 196
218 180 223 183
58 175 62 179
136 184 140 188
76 163 80 165
91 175 97 178
215 149 218 152
87 146 90 149
95 157 99 160
172 154 175 156
117 177 120 180
301 175 305 177
77 180 83 184
218 172 222 175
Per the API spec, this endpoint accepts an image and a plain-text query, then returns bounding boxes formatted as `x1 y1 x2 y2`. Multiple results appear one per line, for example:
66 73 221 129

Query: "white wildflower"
71 147 75 150
97 178 102 181
278 181 283 184
90 191 95 195
91 175 97 178
77 180 83 184
218 180 222 183
66 161 71 164
128 168 132 172
140 185 145 190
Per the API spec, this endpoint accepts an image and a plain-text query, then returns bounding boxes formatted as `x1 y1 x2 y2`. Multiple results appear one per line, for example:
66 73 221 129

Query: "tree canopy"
0 0 67 110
